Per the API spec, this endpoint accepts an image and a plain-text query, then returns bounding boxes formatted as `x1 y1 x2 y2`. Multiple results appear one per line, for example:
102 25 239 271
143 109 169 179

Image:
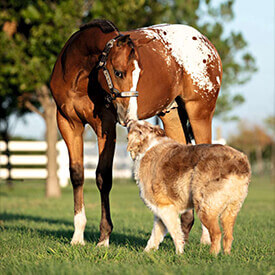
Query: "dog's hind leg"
144 216 167 252
197 211 221 255
220 202 240 255
156 206 184 254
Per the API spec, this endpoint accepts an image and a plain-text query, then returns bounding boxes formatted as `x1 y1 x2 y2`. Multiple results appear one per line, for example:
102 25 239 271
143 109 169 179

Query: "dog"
127 120 251 255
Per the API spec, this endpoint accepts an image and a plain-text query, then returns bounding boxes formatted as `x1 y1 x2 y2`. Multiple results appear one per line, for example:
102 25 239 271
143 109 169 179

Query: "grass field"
0 175 274 275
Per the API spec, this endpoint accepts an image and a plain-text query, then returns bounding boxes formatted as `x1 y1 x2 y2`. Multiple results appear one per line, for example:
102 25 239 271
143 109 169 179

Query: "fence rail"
0 140 133 187
0 138 226 187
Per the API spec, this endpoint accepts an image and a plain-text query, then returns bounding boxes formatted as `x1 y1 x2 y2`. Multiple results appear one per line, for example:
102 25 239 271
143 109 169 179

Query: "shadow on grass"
0 212 72 226
1 212 148 248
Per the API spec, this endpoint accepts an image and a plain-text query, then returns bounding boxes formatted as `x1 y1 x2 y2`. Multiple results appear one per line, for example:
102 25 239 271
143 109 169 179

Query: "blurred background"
0 0 274 196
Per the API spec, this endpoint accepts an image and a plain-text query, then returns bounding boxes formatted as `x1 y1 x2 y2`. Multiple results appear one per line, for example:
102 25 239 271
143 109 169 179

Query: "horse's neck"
82 28 118 55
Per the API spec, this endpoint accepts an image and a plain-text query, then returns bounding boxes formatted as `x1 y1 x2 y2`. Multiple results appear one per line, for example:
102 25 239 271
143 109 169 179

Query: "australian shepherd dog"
127 120 251 255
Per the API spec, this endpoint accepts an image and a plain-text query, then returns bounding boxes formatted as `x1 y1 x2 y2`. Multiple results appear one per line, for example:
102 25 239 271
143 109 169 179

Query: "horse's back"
136 24 222 98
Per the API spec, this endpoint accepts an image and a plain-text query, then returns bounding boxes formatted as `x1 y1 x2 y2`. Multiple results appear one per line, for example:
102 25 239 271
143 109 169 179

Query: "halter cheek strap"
97 35 139 101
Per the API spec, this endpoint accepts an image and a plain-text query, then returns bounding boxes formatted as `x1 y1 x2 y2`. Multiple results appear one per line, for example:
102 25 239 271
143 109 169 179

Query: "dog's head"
127 120 166 160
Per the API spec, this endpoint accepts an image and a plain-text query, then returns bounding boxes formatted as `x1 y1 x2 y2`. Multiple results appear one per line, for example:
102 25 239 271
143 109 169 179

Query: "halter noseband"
97 35 139 103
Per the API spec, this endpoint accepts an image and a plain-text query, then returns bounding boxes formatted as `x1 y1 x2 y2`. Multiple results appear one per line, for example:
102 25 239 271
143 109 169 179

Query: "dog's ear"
153 125 166 137
127 135 139 160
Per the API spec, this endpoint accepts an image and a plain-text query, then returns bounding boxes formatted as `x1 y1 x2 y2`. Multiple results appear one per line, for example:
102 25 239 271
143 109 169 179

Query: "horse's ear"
134 37 156 48
116 35 131 47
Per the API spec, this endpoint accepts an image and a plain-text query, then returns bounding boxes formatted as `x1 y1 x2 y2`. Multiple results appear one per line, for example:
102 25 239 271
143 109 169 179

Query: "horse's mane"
79 19 119 33
60 19 119 78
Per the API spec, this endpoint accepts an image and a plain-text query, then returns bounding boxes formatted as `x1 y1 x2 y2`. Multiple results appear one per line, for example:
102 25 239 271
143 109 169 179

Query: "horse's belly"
138 24 222 93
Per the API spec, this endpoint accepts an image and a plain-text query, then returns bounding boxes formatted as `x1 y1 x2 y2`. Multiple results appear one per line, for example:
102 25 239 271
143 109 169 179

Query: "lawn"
0 175 274 275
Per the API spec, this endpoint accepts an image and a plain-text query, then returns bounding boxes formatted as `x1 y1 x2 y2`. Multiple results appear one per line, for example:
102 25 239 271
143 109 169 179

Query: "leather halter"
97 35 139 104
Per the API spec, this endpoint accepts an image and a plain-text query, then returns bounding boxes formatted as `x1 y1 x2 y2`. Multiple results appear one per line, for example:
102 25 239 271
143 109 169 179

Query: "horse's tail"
175 97 194 144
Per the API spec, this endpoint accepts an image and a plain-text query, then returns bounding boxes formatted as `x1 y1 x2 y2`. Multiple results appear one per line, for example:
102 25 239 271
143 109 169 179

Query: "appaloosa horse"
50 19 222 247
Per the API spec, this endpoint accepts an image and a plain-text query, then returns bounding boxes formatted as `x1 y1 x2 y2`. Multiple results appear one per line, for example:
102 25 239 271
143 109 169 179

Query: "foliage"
265 115 275 134
0 0 86 95
228 121 274 174
229 121 273 153
0 176 274 274
0 0 257 124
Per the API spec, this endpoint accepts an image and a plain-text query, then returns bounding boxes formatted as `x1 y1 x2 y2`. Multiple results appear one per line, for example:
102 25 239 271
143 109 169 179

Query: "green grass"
0 176 274 275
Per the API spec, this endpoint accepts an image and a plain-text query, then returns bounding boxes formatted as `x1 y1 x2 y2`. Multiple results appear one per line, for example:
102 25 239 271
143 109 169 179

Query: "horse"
50 19 222 247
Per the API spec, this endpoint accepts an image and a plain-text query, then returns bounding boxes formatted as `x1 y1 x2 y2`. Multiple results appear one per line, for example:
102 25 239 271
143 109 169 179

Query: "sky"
9 0 275 140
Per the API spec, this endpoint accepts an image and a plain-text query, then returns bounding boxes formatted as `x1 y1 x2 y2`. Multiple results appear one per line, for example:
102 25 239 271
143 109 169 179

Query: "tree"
229 122 273 174
0 0 89 197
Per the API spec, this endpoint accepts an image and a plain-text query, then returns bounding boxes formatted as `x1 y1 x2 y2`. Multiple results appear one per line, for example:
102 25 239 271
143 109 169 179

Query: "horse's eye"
114 70 123 79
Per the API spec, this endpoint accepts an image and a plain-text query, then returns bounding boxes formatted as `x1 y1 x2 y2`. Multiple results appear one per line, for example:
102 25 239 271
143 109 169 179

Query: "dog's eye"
114 69 123 79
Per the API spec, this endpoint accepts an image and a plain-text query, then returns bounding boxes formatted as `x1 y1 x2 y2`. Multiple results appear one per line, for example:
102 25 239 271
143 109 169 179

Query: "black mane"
80 19 119 33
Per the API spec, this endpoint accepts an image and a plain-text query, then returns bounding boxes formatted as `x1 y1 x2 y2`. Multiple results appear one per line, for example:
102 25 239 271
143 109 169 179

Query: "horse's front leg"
57 110 86 245
95 122 116 247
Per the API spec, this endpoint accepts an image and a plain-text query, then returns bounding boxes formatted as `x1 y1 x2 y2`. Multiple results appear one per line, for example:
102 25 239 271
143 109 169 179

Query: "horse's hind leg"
159 107 186 144
94 119 116 247
57 110 86 245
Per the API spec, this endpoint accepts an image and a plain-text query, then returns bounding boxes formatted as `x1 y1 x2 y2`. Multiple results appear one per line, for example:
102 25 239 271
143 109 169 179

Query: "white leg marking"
96 238 110 247
200 223 211 245
156 206 184 254
145 216 167 252
71 206 86 245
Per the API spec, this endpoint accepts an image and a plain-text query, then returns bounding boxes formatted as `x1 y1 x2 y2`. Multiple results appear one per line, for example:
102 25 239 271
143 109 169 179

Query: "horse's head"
98 35 142 126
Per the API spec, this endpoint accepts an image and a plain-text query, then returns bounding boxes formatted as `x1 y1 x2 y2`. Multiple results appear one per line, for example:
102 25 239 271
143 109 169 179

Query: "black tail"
175 97 194 144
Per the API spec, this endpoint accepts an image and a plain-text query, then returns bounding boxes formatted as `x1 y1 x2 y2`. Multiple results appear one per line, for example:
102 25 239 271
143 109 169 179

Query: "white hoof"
71 237 85 246
96 238 109 247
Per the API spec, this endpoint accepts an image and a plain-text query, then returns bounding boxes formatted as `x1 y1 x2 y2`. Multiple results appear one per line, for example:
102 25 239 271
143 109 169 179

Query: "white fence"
0 139 226 187
0 140 133 187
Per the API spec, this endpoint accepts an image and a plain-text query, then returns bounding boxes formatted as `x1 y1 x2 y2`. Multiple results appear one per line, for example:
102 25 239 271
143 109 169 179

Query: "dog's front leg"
144 216 167 252
157 206 185 254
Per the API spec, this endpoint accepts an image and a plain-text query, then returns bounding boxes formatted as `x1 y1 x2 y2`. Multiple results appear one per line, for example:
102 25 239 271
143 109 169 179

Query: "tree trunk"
24 85 60 197
256 146 263 175
271 142 275 182
1 130 12 187
44 100 60 198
